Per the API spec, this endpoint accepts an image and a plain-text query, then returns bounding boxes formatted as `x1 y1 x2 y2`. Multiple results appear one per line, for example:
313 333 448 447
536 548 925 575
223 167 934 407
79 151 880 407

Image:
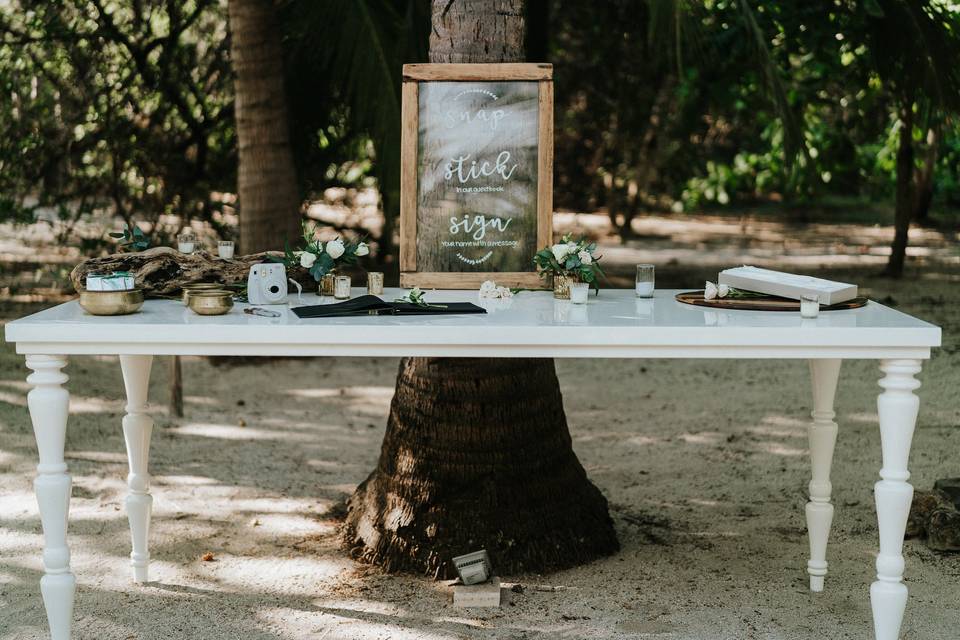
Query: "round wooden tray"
675 290 868 312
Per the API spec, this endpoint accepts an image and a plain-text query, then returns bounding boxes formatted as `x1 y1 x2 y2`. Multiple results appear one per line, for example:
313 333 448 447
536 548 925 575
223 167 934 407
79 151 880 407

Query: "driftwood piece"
69 247 310 297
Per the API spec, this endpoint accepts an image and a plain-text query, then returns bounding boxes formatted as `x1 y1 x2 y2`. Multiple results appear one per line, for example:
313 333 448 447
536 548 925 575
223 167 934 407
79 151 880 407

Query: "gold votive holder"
334 275 351 300
319 272 335 296
553 273 576 300
367 272 384 295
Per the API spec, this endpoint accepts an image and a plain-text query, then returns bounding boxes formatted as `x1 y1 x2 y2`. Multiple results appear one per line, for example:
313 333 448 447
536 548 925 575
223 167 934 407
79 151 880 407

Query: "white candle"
217 242 235 259
178 241 195 254
801 295 820 318
635 282 654 297
570 283 589 304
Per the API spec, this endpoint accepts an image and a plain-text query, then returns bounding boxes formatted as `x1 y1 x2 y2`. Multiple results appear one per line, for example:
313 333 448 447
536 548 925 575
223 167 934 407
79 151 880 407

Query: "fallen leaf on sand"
201 552 215 562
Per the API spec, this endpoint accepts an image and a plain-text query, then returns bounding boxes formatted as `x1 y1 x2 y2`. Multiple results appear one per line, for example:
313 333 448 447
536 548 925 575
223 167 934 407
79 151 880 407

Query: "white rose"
567 241 578 252
355 242 369 257
479 280 498 298
551 243 571 263
717 284 730 298
326 239 345 259
495 286 513 298
299 252 317 268
578 250 592 265
704 281 718 300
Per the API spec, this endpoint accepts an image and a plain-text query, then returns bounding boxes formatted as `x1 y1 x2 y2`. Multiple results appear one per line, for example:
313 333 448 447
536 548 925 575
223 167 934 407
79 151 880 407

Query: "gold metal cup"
187 290 234 315
79 289 145 316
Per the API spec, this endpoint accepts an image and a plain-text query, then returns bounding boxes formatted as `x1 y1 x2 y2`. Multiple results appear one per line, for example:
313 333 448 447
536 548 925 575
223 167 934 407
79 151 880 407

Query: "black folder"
292 295 487 318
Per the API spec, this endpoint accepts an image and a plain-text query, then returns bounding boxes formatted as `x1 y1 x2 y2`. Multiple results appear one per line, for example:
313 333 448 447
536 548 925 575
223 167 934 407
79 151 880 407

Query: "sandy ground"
1 215 959 639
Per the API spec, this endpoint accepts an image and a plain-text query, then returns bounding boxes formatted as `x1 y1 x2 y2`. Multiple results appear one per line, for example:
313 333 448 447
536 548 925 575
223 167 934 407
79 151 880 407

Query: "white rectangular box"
718 266 857 305
86 273 136 291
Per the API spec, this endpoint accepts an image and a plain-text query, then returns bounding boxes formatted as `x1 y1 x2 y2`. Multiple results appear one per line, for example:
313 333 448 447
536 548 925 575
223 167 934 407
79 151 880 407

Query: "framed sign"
399 63 553 289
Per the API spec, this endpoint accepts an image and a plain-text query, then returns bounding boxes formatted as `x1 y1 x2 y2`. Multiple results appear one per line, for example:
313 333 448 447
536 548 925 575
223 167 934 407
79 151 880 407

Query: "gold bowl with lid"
187 290 234 315
79 289 144 316
181 282 224 305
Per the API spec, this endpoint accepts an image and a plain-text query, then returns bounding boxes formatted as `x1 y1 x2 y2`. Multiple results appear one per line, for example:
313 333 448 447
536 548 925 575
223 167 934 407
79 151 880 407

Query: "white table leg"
26 355 75 640
806 358 841 592
120 355 154 583
871 358 921 640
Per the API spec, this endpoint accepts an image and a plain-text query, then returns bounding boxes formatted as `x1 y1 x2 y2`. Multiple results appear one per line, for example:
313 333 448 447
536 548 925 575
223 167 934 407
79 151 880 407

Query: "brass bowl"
187 290 234 315
79 289 144 316
181 282 224 305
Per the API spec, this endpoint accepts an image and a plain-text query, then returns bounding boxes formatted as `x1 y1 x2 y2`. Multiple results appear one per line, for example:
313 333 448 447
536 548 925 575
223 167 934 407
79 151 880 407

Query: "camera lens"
269 285 280 294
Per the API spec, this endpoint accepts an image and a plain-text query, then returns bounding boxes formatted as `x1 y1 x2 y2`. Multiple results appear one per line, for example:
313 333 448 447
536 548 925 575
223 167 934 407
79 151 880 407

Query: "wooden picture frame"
399 63 553 289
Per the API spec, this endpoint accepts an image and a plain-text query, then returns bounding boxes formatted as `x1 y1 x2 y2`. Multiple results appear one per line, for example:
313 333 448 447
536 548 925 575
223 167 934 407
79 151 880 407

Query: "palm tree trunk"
913 126 938 226
884 103 915 278
343 0 618 578
228 0 302 254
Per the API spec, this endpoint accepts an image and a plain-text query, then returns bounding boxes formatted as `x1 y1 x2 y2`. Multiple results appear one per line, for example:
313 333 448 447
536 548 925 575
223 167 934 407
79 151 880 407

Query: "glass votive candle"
334 275 351 300
367 271 384 295
800 294 820 318
217 240 235 259
177 233 197 254
569 282 589 304
635 264 655 298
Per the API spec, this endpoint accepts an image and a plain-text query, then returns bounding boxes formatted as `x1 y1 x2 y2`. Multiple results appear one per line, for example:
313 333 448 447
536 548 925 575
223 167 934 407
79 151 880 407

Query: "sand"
1 216 959 639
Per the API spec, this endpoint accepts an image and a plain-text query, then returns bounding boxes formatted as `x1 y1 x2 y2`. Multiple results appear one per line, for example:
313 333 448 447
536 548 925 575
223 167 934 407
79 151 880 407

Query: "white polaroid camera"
247 263 289 305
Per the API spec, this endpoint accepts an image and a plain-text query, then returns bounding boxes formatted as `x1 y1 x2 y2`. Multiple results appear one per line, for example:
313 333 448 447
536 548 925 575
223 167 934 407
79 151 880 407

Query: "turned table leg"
806 358 841 592
26 355 75 640
871 359 921 640
120 355 154 583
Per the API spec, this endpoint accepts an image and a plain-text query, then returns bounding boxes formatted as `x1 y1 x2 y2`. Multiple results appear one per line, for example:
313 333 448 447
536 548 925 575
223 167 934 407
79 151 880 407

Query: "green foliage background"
1 0 958 255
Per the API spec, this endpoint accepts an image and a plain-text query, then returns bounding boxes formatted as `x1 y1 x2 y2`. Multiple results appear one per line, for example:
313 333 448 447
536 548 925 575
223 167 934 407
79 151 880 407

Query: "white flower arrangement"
534 234 605 292
279 221 368 282
479 280 514 299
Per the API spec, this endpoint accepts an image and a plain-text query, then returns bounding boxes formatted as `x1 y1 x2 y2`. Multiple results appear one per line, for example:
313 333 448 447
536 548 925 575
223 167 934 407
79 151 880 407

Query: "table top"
3 289 941 359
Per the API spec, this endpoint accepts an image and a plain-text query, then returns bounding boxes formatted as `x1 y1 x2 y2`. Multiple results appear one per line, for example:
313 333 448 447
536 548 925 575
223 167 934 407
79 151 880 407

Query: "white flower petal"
326 239 345 259
704 281 718 300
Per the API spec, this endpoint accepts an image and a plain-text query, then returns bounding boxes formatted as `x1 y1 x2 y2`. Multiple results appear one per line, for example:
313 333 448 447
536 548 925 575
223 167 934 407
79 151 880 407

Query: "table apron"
13 342 932 360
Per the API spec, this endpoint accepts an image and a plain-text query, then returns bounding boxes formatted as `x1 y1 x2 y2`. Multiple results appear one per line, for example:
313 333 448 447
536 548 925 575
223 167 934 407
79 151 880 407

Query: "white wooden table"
3 289 942 640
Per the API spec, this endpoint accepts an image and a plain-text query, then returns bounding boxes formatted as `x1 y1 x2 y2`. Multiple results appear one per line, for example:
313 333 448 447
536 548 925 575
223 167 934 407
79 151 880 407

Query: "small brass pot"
182 282 223 305
79 289 144 316
187 290 234 315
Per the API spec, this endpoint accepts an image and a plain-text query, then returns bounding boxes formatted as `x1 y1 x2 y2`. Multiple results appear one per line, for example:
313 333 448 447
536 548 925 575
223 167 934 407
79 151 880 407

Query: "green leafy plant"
533 234 606 292
109 225 150 252
394 287 446 309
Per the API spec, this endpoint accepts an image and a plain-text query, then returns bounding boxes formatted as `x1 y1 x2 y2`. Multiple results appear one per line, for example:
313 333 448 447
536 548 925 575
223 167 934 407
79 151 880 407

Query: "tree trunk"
342 0 618 579
913 126 938 226
884 103 915 278
228 0 302 254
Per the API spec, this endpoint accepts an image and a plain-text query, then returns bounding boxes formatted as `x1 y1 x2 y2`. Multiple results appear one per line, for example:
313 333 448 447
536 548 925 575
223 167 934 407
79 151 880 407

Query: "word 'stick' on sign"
400 63 553 290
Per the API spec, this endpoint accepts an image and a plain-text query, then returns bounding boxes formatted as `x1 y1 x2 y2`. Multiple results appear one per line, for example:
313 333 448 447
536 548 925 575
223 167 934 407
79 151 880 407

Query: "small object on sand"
452 549 492 585
453 577 501 608
201 552 215 562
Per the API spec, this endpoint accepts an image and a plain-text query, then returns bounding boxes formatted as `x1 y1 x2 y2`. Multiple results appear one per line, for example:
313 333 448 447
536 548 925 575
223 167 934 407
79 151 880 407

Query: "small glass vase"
553 273 577 300
319 271 336 296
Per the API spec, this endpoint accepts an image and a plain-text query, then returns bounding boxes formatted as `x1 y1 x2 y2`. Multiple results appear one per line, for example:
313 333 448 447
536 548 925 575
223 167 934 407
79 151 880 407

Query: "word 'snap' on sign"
400 63 553 289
